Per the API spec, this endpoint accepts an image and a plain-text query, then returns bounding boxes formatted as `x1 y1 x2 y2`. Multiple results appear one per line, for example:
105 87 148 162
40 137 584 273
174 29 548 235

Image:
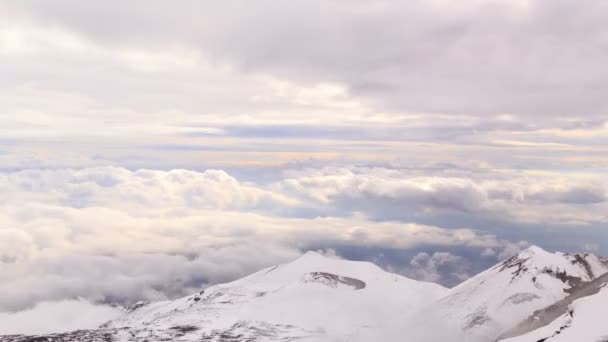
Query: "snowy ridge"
404 246 608 342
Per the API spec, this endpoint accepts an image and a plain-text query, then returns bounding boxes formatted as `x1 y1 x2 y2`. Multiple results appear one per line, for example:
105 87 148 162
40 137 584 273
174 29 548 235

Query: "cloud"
401 241 529 287
0 244 300 312
404 252 471 286
273 166 608 225
0 2 607 174
4 0 608 119
1 167 298 212
0 300 121 335
0 164 604 319
1 166 517 312
0 1 606 334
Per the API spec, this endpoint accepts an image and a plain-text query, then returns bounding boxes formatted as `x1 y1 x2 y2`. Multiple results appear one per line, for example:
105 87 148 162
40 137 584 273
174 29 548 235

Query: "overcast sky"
0 0 607 332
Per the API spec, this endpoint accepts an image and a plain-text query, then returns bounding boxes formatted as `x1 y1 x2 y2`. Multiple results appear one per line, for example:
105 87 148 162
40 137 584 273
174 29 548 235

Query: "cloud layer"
1 165 605 313
4 0 608 118
275 166 607 224
0 167 492 308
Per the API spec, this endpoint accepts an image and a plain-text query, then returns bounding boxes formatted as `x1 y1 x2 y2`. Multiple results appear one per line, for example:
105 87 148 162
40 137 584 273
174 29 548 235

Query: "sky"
0 0 607 331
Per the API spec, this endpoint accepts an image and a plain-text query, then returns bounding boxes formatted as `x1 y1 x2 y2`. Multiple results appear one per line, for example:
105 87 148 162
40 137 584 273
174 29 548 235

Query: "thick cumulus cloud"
274 167 608 225
1 166 527 312
2 165 606 312
0 245 300 312
1 167 298 212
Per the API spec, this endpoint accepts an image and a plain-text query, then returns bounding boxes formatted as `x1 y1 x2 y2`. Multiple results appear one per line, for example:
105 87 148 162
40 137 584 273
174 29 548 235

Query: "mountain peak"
287 250 338 267
518 245 549 258
300 250 326 258
430 245 608 342
280 250 388 278
498 245 603 282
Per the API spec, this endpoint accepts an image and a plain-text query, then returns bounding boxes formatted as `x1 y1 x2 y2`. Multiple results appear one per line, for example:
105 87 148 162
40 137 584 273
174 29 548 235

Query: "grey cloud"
274 167 608 224
0 0 606 176
523 181 606 204
404 252 472 286
5 0 608 118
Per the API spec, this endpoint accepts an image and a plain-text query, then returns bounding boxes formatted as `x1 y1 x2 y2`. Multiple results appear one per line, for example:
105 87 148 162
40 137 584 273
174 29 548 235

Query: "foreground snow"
1 246 607 342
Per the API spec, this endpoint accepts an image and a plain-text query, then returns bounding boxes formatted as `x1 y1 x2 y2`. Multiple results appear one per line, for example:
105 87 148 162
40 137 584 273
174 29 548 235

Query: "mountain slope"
405 246 608 342
501 275 608 342
500 271 608 340
100 251 447 341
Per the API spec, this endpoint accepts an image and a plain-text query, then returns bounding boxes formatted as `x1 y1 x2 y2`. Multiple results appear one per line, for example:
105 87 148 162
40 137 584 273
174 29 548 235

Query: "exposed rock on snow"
302 271 366 290
500 272 608 341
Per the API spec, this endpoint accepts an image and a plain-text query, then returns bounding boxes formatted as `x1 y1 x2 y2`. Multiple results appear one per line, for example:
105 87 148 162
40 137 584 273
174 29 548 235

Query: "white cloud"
0 244 300 312
0 166 533 312
404 252 471 285
0 299 121 335
274 167 608 224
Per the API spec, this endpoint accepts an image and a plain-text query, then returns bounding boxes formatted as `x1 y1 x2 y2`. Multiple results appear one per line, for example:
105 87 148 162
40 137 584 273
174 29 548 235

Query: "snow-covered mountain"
407 246 608 342
101 251 447 341
1 246 607 342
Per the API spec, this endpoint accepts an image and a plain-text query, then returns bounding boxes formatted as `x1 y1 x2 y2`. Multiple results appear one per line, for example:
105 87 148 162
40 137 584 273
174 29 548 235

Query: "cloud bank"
0 167 548 310
0 300 121 335
1 165 605 315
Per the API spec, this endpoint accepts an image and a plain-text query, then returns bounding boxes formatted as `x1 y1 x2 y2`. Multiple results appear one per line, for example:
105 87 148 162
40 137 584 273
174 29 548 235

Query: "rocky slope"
499 270 608 342
396 246 608 342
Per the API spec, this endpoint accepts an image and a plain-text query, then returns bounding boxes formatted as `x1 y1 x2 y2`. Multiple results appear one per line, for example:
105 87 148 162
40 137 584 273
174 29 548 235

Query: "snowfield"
1 246 607 342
